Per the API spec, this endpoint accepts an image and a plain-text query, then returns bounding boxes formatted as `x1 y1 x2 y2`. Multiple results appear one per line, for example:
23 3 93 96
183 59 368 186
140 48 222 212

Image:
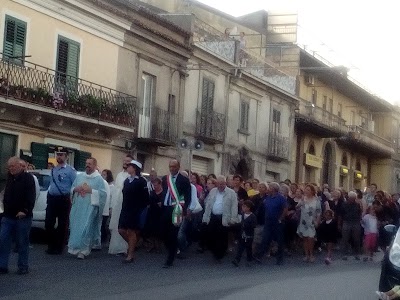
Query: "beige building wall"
0 1 121 89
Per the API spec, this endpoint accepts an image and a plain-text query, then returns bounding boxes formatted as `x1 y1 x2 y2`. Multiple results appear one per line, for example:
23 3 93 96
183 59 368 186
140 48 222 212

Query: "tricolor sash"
167 175 185 226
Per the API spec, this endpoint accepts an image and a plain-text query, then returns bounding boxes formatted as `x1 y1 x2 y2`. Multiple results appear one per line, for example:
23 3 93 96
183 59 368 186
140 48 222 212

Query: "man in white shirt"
202 175 238 261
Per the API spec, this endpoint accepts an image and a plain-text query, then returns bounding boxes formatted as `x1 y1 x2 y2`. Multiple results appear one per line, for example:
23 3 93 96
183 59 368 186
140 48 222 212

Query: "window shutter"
31 142 49 170
57 39 69 75
67 41 80 79
240 101 249 131
201 79 209 112
201 79 214 112
56 37 80 90
3 16 26 64
74 150 91 171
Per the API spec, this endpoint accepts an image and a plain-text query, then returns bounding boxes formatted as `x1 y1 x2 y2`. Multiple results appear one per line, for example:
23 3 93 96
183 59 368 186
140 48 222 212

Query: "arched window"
308 142 316 155
341 153 348 166
355 159 361 171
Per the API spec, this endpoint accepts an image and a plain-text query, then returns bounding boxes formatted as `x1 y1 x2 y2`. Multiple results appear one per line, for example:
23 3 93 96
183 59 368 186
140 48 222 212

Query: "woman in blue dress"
118 160 149 263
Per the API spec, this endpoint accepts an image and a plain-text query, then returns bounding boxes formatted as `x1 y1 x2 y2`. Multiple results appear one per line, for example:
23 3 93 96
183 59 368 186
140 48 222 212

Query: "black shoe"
162 263 173 269
17 269 29 275
231 260 239 267
0 268 9 274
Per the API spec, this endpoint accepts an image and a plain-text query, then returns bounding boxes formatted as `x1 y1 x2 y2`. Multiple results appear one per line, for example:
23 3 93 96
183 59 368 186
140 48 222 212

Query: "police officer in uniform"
45 147 76 255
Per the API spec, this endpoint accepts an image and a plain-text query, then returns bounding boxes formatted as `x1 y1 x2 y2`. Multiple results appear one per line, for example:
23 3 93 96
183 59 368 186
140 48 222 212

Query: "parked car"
379 224 400 292
29 169 51 230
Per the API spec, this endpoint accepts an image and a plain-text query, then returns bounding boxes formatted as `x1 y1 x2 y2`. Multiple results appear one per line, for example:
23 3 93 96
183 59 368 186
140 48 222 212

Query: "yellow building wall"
370 159 392 192
1 1 120 90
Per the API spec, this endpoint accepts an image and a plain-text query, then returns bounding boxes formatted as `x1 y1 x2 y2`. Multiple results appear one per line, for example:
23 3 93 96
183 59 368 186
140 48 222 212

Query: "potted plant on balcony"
99 98 111 122
79 94 102 118
114 101 131 126
36 88 51 105
65 93 79 113
24 88 37 102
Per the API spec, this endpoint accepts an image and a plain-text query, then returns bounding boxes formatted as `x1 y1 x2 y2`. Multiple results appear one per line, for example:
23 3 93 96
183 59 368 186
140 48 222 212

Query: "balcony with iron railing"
0 57 137 130
337 125 394 158
267 133 290 161
295 100 347 138
196 109 225 143
193 18 296 95
136 106 177 146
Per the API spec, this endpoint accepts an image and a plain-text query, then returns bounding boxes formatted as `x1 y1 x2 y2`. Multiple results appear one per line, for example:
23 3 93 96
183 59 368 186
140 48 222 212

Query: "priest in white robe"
68 157 107 259
108 155 132 255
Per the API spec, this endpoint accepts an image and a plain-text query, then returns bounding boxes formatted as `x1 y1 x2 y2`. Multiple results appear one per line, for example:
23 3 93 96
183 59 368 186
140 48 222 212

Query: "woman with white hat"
118 160 149 263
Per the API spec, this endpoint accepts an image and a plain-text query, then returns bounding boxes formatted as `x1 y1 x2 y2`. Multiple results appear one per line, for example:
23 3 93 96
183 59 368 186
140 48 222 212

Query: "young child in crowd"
232 200 257 267
362 206 378 261
318 209 337 265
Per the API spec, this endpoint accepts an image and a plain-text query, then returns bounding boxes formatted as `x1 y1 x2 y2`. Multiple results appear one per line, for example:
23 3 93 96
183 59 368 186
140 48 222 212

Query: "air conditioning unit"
305 75 315 86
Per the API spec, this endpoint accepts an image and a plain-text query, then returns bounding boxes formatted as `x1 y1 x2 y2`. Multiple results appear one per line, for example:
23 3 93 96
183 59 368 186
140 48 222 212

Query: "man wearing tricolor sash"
161 159 191 268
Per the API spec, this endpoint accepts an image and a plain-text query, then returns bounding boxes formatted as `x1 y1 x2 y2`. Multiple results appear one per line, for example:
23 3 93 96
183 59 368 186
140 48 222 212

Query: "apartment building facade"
0 0 191 187
294 48 396 191
138 0 298 181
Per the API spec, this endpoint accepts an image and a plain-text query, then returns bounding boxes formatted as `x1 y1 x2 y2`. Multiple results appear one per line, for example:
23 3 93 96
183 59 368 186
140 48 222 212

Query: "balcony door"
56 36 80 95
200 78 215 136
322 142 333 186
138 74 155 138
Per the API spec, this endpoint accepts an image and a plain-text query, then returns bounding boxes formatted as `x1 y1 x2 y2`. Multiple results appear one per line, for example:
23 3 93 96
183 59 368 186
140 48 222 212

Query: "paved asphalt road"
1 237 383 300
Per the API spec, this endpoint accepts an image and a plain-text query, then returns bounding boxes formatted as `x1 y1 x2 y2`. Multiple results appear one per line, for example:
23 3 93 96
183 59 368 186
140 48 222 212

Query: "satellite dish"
194 140 204 151
178 138 189 149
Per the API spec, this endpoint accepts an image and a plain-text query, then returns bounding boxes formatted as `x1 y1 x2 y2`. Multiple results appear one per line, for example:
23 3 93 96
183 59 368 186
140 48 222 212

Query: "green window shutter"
56 36 80 91
3 15 27 64
74 150 91 171
31 142 49 170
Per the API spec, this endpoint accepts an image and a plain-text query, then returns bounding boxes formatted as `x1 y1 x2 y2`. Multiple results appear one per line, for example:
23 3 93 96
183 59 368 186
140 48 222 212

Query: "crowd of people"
1 150 400 288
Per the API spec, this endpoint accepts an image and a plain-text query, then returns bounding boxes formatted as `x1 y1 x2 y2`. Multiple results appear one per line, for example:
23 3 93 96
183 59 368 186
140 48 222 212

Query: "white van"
29 169 51 230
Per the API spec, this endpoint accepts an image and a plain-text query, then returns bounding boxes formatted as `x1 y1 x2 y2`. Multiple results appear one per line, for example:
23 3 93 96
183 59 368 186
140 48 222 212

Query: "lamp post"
177 138 204 174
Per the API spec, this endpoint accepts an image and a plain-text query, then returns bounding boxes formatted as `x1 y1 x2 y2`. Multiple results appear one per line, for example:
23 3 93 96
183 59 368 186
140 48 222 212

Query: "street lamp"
177 138 204 173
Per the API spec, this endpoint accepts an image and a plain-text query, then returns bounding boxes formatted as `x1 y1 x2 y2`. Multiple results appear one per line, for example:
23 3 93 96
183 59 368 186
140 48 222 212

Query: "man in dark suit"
161 159 191 268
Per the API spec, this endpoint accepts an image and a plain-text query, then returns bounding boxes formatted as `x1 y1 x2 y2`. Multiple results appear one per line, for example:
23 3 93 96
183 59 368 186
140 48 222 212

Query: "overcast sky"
197 0 400 105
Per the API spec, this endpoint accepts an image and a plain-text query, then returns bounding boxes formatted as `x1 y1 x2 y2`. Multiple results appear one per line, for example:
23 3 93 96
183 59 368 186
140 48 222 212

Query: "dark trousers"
207 214 228 260
101 216 109 244
161 206 179 265
342 221 361 255
235 237 253 262
45 194 71 253
257 221 284 262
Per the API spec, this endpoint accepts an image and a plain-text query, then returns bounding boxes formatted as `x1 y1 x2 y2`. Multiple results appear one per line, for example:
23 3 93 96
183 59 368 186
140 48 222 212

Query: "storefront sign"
340 166 349 175
354 171 363 180
304 153 323 168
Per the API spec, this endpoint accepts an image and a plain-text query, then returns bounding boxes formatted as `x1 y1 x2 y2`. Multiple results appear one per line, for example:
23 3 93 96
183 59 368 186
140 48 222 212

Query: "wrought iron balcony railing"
296 101 348 135
267 133 290 160
0 57 137 128
347 125 393 149
196 109 225 143
137 106 177 144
